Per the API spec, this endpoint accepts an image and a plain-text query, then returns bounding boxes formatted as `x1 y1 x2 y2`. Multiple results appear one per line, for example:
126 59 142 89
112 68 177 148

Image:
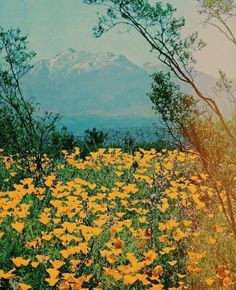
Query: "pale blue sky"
0 0 235 77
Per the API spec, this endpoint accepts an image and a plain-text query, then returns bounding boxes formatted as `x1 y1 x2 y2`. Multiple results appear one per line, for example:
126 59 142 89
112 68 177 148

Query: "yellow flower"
12 257 30 267
135 274 150 285
168 260 177 266
61 222 77 233
173 228 187 241
127 253 138 266
0 269 15 279
160 246 175 255
177 274 186 279
46 268 60 279
39 213 51 225
45 278 59 286
165 161 174 170
158 235 167 243
158 198 169 213
44 174 55 187
166 219 178 229
138 217 147 223
18 283 32 290
124 275 137 285
222 277 234 286
36 255 50 263
149 284 164 290
58 281 70 289
41 233 53 241
153 265 164 278
208 236 217 245
62 273 76 283
50 260 64 270
60 249 72 259
205 277 214 286
144 250 157 265
31 261 39 268
11 221 24 233
103 267 122 280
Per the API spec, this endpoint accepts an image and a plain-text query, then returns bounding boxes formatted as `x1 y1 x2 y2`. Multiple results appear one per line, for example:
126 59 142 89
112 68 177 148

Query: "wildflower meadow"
0 148 235 289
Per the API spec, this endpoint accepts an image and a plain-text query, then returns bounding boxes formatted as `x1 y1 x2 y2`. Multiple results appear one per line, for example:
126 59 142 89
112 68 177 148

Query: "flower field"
0 148 235 289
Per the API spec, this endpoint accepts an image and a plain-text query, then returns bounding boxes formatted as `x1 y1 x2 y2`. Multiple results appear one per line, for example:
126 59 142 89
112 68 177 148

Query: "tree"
0 27 59 174
149 71 236 238
197 0 236 45
51 127 77 158
84 0 235 142
149 71 200 150
84 128 107 147
197 0 236 111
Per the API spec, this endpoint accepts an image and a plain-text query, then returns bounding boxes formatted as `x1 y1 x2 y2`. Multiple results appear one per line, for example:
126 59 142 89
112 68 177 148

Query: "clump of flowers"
0 148 234 289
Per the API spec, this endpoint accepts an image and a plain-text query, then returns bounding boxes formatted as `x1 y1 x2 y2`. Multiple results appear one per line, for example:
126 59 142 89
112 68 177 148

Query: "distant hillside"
143 62 236 117
22 49 234 133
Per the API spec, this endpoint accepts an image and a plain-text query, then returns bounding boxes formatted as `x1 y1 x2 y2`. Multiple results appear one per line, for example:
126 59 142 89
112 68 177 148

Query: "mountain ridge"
23 49 234 133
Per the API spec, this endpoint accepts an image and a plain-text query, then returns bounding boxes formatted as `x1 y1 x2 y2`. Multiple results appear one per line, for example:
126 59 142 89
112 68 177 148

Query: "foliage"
198 0 236 14
0 27 60 173
50 127 77 158
84 0 206 78
0 148 235 289
196 0 236 120
84 128 107 147
214 69 236 113
149 72 199 127
196 0 236 45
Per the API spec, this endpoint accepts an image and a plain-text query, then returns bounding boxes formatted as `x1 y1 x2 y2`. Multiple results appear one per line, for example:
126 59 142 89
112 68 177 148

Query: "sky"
0 0 236 78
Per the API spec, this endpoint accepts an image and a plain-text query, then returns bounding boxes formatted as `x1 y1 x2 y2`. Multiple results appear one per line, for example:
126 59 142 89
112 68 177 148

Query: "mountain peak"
23 49 232 132
38 49 138 74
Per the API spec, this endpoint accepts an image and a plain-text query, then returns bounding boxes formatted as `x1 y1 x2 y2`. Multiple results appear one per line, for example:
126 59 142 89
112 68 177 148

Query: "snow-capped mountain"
23 49 155 132
30 49 141 76
23 49 234 133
